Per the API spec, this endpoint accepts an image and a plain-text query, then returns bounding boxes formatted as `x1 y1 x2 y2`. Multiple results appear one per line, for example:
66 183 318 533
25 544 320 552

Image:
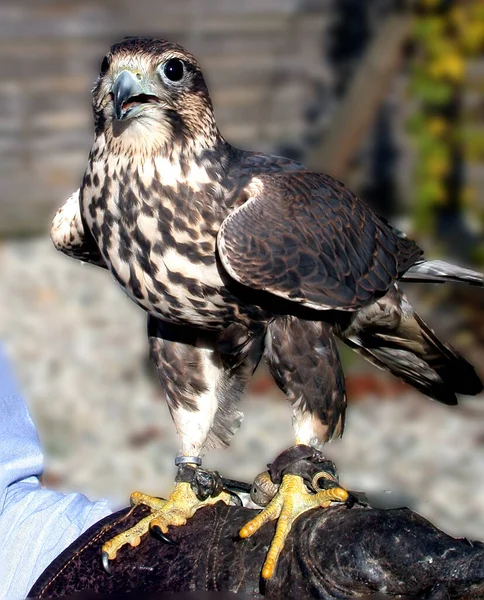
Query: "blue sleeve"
0 345 112 599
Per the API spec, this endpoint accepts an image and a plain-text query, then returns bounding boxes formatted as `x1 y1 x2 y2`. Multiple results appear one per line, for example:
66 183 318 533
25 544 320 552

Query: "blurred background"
1 0 484 540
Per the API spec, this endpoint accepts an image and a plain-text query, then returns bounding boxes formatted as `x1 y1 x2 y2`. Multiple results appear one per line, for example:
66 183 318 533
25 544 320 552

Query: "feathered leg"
265 317 347 445
240 317 349 579
102 318 264 568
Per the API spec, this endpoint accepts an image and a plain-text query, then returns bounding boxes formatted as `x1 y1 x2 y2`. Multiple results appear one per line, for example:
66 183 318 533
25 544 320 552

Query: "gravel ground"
1 236 484 541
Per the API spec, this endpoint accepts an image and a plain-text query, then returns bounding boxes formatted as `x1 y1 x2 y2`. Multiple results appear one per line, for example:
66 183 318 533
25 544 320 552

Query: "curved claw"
101 550 112 575
150 524 178 546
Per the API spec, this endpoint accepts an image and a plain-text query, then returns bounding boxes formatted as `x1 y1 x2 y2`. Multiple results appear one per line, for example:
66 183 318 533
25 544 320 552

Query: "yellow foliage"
449 7 466 28
409 1 484 234
426 156 449 178
427 117 448 137
428 54 465 82
461 22 484 54
449 5 484 54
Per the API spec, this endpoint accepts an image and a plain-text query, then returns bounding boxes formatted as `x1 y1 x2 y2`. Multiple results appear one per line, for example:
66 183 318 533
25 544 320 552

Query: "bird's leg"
101 405 235 569
243 318 351 578
102 319 261 572
240 445 350 580
101 364 231 570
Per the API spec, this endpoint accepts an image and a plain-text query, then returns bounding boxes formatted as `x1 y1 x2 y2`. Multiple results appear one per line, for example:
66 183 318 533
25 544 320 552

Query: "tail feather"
402 259 483 286
414 313 482 397
340 285 483 404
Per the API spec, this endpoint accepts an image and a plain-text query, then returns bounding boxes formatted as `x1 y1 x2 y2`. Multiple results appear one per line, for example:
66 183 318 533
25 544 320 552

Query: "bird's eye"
163 58 185 82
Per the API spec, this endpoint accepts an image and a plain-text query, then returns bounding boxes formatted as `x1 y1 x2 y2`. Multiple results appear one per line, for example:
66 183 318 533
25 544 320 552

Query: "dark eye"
163 58 185 82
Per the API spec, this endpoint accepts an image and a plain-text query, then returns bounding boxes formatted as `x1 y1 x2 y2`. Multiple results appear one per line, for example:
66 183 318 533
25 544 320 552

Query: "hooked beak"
112 70 160 121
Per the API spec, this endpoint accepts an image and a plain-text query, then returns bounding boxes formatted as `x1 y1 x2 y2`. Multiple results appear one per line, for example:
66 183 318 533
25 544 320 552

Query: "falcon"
51 37 483 579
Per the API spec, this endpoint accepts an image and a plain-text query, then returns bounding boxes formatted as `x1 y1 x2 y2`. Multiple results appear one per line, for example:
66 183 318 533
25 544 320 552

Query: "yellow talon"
102 481 232 568
240 473 348 580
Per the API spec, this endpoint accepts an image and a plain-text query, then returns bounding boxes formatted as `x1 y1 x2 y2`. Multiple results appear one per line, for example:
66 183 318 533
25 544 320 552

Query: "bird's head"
92 37 220 157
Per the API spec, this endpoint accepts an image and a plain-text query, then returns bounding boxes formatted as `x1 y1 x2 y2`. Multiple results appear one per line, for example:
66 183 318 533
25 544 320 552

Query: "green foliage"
409 73 453 104
407 1 484 246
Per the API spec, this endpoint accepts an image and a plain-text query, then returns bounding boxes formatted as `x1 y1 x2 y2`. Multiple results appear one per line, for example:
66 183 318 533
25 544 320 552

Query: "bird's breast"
81 155 235 327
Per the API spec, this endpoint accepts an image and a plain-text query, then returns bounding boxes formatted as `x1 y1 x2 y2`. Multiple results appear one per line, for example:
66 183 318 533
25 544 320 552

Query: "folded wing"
218 172 423 311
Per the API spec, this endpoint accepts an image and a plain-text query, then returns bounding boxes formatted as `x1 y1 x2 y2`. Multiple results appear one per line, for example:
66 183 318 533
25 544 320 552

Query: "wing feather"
51 189 106 269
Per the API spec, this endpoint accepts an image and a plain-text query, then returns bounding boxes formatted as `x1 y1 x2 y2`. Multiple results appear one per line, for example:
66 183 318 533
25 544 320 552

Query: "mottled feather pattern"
51 189 106 269
148 317 262 451
81 141 234 326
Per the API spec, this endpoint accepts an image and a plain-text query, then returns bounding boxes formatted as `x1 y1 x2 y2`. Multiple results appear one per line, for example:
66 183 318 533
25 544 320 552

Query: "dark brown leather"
29 502 484 599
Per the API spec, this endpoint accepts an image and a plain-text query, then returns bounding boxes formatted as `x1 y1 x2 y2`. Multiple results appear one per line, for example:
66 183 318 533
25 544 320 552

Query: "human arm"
0 344 111 599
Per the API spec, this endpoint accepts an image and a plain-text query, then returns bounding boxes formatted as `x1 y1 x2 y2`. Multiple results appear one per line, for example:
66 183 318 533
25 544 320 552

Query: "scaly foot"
102 481 231 571
240 473 348 579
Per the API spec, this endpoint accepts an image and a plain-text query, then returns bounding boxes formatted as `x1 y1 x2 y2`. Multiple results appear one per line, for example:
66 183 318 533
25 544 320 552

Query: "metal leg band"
175 455 202 466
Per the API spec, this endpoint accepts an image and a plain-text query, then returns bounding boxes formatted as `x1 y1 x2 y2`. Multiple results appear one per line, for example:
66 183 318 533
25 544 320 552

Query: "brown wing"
218 172 423 311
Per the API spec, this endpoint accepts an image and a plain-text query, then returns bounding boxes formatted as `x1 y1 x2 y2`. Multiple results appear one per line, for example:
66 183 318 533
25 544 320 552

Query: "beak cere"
112 70 160 121
113 71 142 120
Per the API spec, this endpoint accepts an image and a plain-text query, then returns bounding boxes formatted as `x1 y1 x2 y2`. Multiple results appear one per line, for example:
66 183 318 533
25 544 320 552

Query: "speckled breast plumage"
80 142 259 329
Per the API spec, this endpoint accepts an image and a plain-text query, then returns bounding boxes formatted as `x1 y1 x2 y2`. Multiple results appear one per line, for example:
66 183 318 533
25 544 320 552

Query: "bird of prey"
51 37 483 579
